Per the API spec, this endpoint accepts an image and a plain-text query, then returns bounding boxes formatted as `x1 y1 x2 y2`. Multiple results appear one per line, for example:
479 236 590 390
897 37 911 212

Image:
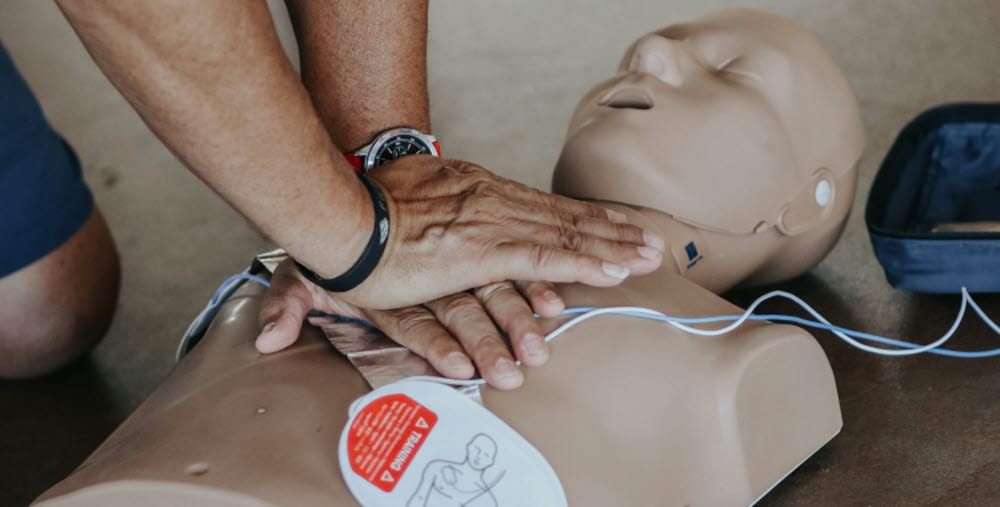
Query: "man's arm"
57 0 372 278
285 0 429 150
58 0 663 309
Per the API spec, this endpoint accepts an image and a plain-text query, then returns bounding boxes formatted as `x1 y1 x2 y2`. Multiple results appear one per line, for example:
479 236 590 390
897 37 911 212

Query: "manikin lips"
600 87 654 109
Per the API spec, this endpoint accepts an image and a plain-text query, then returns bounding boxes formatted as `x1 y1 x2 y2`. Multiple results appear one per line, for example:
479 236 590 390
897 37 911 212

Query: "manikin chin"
35 8 863 507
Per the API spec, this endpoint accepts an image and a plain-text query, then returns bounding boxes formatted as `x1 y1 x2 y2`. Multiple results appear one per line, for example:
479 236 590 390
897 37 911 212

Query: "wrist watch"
344 127 441 172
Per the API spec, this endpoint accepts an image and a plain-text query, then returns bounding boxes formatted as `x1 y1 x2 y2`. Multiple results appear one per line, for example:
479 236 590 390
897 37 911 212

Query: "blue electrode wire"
204 274 1000 367
177 272 277 361
211 273 273 305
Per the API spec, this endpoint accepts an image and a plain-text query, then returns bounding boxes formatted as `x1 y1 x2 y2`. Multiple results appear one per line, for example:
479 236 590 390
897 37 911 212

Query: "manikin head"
465 434 497 471
553 8 865 289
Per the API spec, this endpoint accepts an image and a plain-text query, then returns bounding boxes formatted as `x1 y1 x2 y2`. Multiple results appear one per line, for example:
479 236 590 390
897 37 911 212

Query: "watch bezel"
361 127 439 172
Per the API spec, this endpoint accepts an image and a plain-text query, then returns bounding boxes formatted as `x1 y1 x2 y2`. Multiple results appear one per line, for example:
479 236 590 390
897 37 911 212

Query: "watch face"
371 135 432 167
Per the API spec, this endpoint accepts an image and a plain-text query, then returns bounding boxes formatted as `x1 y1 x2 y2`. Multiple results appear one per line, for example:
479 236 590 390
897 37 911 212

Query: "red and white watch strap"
345 151 365 172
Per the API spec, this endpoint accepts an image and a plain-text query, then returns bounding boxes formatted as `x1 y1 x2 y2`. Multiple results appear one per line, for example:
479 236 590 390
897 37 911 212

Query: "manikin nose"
626 34 694 87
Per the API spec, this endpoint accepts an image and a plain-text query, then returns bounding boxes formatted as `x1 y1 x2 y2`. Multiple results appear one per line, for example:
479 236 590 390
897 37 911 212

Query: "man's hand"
317 155 664 310
258 258 567 390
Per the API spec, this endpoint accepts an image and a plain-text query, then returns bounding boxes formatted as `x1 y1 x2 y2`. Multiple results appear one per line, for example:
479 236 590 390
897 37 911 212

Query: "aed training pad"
866 103 1000 293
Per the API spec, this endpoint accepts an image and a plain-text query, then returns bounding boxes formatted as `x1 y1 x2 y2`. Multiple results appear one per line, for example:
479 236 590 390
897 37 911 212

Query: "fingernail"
602 262 630 279
522 333 546 357
637 245 661 260
606 208 628 223
494 358 521 380
255 322 278 352
447 351 469 370
543 290 561 303
643 230 666 251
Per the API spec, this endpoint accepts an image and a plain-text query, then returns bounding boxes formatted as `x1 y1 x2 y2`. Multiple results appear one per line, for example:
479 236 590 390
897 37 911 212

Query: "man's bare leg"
0 208 120 379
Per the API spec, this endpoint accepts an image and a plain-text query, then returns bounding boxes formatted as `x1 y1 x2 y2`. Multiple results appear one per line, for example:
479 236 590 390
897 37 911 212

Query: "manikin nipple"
626 35 692 87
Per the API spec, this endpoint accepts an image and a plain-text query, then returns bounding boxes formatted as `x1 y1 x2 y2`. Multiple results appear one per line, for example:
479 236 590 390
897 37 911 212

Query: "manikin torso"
36 8 864 507
36 256 840 507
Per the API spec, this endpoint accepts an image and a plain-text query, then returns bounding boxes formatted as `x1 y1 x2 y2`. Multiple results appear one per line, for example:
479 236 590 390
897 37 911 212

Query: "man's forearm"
57 0 370 278
285 0 430 150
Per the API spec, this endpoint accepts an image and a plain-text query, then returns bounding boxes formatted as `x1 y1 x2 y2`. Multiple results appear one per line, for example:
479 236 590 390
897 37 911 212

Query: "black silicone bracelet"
295 172 390 292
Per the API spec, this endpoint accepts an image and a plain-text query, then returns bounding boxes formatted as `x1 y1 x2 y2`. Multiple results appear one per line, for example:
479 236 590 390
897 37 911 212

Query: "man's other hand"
256 258 569 390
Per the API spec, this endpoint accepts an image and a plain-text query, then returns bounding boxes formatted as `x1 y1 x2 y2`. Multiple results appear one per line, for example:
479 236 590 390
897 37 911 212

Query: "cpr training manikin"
34 8 866 507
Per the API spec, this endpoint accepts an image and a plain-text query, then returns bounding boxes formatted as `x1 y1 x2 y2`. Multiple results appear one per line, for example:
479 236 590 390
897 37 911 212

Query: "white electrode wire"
665 288 970 356
543 306 676 342
195 272 998 386
545 289 971 356
402 308 693 387
404 288 982 387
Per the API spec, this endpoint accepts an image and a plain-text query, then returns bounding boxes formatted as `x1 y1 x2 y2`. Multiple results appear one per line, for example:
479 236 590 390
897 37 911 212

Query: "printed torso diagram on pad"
407 434 506 507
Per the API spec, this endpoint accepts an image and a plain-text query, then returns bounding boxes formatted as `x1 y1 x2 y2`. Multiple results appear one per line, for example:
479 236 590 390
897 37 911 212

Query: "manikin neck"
587 199 781 294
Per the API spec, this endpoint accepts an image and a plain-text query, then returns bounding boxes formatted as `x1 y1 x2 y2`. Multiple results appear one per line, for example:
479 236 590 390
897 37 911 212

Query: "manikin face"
554 8 863 235
466 434 497 471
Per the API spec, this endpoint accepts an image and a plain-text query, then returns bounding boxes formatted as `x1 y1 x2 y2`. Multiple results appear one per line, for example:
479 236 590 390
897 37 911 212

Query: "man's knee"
0 307 114 379
0 209 120 379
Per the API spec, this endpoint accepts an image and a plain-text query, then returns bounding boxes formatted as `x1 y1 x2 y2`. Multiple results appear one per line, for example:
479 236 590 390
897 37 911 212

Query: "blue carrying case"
866 103 1000 293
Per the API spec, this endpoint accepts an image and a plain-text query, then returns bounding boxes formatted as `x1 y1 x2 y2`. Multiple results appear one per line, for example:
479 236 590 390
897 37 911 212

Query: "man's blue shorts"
0 43 93 278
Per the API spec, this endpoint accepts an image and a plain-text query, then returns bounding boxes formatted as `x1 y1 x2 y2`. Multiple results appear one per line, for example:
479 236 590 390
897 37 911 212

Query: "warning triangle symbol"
381 471 395 483
415 417 429 429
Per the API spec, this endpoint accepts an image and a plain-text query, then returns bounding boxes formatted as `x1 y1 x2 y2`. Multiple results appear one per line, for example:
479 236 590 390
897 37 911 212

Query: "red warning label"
346 393 438 492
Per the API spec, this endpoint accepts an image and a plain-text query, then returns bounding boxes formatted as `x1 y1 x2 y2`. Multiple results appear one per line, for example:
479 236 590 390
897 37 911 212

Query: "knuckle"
394 309 437 336
555 210 583 230
442 161 493 188
450 160 486 175
558 226 585 252
440 294 481 317
536 190 558 208
420 224 448 242
618 223 644 243
469 178 504 198
581 202 604 217
437 160 470 177
531 245 554 271
474 281 515 303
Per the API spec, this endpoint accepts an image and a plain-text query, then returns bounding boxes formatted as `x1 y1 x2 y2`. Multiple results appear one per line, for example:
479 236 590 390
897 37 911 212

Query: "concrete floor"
1 0 999 505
